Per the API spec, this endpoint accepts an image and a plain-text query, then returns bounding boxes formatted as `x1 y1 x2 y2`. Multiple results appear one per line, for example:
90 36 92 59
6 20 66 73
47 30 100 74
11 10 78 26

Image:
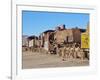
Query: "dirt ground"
22 51 89 69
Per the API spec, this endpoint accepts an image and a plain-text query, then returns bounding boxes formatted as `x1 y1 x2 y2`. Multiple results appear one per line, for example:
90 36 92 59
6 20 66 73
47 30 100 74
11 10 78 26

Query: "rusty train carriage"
39 24 89 60
22 24 89 59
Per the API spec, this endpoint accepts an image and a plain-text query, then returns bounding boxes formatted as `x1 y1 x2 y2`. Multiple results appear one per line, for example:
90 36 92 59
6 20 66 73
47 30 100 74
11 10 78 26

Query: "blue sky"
22 10 89 36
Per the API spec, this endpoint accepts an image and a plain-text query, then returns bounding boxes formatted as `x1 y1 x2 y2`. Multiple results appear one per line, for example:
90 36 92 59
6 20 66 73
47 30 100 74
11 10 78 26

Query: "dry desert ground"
22 51 89 69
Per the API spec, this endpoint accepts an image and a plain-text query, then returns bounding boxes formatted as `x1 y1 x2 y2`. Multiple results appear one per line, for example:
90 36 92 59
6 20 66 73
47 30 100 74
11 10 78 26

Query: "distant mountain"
22 35 28 38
